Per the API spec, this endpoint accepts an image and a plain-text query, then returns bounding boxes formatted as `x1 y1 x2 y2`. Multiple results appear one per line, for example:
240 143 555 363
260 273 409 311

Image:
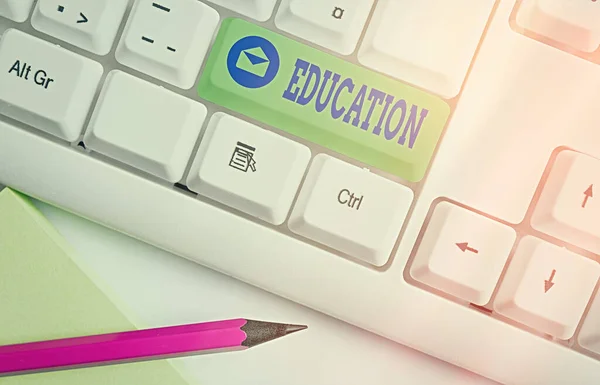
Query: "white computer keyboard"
1 0 600 383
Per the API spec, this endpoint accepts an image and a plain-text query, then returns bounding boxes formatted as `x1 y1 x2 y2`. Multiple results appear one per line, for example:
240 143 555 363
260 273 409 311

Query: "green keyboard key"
198 18 450 182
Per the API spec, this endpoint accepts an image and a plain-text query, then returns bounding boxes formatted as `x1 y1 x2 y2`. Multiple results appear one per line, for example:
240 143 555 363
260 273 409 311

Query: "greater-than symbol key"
32 0 129 55
77 12 88 24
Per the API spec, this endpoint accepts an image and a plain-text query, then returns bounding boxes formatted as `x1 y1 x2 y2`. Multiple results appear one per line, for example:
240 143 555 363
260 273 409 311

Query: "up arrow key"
582 184 593 208
77 12 88 24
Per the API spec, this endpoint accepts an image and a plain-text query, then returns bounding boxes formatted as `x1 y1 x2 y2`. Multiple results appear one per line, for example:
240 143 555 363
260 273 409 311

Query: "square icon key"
187 113 311 225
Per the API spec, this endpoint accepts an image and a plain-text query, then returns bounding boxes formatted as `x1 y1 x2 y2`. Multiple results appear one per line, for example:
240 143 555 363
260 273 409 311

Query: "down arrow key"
544 269 556 293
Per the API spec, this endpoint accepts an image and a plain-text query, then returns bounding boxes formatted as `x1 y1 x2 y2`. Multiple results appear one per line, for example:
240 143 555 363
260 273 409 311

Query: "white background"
31 198 496 385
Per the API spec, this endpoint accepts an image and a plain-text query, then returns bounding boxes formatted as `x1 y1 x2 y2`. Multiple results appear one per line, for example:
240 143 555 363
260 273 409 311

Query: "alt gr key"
0 29 103 141
8 60 54 89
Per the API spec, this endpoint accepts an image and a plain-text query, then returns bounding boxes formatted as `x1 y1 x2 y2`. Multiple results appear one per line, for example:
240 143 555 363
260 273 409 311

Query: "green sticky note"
198 18 451 182
0 189 192 385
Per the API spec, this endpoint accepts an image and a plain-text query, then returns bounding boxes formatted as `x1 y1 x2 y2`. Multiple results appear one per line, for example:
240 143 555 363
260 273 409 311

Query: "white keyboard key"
289 154 413 267
187 113 310 225
579 291 600 355
85 71 207 182
116 0 219 89
0 0 34 22
358 0 494 98
532 151 600 255
410 202 516 306
275 0 374 55
494 236 600 340
205 0 277 22
32 0 129 55
0 29 102 141
517 0 600 53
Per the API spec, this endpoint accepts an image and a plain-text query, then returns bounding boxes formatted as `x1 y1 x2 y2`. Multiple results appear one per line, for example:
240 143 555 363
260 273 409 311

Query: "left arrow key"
410 201 516 306
456 242 479 254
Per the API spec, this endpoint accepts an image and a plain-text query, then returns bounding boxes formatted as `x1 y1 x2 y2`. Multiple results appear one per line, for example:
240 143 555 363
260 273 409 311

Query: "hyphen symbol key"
152 2 171 12
147 3 176 53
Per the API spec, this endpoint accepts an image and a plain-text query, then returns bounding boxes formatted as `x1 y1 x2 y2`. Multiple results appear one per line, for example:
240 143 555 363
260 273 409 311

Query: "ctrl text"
8 60 55 89
338 189 364 210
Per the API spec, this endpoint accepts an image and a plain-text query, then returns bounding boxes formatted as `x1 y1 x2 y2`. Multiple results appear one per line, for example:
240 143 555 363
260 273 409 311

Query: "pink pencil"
0 318 307 376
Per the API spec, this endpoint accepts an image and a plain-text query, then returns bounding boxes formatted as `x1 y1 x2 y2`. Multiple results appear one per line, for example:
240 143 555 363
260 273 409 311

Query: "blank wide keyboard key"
494 236 600 339
410 202 516 305
186 113 311 225
275 0 374 55
84 70 207 182
32 0 129 55
532 150 600 255
0 29 102 141
116 0 219 89
517 0 600 52
358 0 494 98
579 291 600 355
206 0 277 22
289 154 413 267
0 0 35 22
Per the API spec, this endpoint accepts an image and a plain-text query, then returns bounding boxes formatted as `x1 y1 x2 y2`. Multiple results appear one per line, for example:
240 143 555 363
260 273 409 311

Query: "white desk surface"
34 200 497 385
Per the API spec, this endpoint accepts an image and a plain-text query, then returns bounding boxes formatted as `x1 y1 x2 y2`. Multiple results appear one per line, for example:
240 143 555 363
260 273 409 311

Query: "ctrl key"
289 154 413 267
0 29 102 141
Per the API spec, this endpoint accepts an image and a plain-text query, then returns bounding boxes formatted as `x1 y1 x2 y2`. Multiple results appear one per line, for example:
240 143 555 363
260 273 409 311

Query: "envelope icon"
235 47 270 78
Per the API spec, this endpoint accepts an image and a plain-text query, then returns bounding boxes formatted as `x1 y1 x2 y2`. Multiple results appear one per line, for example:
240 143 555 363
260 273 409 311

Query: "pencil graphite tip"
285 324 308 335
241 320 308 348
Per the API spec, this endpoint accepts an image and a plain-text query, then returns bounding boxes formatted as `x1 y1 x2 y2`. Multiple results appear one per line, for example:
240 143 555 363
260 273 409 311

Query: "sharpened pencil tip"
241 320 308 348
285 324 308 335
